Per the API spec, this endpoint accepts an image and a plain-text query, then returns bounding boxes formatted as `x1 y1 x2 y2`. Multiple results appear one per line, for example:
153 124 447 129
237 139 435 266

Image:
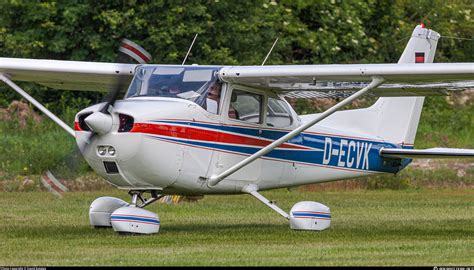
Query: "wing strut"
207 76 385 187
242 184 290 219
0 73 75 137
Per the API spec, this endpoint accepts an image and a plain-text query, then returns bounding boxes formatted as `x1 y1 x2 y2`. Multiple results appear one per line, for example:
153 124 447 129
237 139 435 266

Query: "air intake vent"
103 161 119 174
78 112 93 131
118 114 134 132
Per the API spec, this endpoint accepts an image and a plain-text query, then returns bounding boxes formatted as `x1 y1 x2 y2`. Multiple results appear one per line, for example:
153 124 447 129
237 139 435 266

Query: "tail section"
369 25 440 145
398 25 439 64
314 25 441 146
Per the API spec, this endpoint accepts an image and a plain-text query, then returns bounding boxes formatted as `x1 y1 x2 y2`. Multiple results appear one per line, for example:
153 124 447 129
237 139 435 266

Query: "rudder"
371 25 440 146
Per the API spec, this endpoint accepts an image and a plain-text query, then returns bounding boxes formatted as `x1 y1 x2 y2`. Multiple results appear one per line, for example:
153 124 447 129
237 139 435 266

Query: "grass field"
0 189 472 266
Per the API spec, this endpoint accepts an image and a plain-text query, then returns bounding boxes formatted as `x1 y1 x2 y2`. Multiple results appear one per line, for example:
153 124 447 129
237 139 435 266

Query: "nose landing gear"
89 190 164 235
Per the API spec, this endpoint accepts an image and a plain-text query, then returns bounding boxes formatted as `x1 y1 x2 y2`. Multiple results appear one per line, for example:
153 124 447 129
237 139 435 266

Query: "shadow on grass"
5 219 471 241
335 225 471 238
6 224 113 239
5 222 288 239
161 222 289 233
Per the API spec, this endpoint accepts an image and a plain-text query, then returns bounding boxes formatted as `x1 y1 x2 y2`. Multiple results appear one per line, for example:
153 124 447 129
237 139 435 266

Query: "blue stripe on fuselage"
151 120 411 173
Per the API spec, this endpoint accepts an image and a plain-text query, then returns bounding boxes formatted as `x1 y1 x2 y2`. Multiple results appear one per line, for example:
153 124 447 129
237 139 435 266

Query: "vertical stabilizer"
371 25 440 145
398 25 439 64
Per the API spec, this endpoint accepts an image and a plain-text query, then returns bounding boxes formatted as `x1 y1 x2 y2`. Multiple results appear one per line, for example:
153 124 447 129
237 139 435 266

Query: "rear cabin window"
266 97 293 128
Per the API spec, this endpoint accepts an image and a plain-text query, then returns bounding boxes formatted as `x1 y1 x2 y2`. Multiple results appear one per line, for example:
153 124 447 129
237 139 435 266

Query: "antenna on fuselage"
261 38 279 65
182 33 199 65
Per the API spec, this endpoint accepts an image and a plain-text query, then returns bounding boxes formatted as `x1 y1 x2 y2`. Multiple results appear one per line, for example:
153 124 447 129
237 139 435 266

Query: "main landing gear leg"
242 184 332 231
89 191 164 235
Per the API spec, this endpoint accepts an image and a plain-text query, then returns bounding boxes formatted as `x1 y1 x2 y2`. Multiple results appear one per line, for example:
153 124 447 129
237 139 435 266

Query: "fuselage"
75 97 410 195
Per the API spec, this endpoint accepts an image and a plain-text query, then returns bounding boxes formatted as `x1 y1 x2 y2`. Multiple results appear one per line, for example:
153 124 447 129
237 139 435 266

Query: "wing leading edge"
1 59 472 95
218 63 474 97
0 58 137 92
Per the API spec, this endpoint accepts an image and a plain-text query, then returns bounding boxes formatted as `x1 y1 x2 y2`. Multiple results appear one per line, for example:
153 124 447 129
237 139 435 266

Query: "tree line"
0 0 472 113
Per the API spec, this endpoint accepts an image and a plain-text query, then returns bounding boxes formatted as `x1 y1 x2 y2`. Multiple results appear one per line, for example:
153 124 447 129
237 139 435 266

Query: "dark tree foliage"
0 0 472 114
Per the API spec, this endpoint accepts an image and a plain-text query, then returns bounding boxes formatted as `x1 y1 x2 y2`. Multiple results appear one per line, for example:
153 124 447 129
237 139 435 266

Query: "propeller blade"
43 38 152 195
40 170 69 198
119 38 152 64
83 38 152 149
99 39 152 114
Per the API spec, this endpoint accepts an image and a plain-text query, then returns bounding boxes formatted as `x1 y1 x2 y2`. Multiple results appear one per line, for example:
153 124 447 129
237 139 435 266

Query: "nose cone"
85 112 113 135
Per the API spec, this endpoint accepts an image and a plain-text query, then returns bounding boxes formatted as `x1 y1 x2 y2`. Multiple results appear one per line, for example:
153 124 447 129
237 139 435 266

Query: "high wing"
218 63 474 97
2 58 472 95
0 57 137 92
380 148 474 159
283 80 474 98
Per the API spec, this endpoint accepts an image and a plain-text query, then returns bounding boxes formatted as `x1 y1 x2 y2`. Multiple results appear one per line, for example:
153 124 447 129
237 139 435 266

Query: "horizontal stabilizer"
380 147 474 159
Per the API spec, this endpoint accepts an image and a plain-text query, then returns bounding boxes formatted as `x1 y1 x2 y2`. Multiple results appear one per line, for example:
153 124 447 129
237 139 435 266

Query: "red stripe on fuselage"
156 118 384 143
151 135 379 173
131 123 309 150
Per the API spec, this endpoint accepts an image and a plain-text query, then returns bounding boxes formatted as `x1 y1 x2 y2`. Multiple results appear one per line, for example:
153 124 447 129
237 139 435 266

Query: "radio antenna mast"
182 33 199 65
261 38 279 65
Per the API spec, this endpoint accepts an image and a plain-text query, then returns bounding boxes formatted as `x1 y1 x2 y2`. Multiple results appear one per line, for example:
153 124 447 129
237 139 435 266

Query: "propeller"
41 39 152 196
78 38 152 152
87 41 148 136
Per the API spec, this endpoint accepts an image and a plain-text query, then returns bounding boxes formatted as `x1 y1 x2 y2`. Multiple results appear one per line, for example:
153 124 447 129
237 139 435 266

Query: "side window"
266 97 293 128
228 89 262 124
204 81 222 114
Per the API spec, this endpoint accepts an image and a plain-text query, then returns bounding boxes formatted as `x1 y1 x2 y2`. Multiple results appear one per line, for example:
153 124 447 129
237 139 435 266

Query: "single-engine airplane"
0 25 473 234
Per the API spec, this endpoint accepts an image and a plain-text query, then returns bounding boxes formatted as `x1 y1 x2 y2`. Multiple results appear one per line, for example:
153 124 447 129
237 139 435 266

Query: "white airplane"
0 25 473 234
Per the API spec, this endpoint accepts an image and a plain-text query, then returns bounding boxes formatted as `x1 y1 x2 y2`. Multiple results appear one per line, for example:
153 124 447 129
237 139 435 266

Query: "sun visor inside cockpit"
183 69 214 82
152 67 184 75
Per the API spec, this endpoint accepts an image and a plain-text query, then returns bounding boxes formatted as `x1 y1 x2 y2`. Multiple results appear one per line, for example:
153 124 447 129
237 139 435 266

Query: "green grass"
0 189 472 266
415 96 474 149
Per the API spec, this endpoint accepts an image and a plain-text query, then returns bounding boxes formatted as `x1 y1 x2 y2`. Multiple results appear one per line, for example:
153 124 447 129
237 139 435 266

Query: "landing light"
108 146 116 156
98 146 107 156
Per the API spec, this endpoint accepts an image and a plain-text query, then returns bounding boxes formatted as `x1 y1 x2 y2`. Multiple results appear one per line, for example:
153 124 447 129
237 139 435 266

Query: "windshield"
125 65 221 106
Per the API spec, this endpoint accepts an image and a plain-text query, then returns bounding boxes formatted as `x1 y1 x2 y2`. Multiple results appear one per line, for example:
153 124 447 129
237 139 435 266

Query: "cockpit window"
125 65 221 109
229 89 263 124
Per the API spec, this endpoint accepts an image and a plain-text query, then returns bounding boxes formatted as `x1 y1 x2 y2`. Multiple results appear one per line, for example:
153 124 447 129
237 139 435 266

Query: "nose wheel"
111 190 164 235
128 190 164 208
89 190 165 235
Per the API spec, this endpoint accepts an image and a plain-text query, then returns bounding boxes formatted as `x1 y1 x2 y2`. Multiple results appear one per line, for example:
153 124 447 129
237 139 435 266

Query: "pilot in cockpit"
205 81 237 119
205 81 221 114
